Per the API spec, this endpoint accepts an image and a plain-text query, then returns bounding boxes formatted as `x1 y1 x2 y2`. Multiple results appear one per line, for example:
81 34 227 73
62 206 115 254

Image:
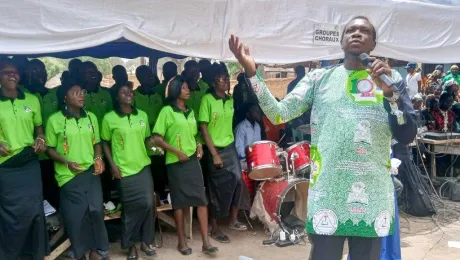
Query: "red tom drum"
245 141 282 180
286 141 311 173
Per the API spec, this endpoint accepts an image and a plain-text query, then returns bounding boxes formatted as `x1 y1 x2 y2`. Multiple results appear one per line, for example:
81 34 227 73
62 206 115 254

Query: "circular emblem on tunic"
312 209 338 235
346 70 383 105
139 120 146 127
357 79 373 93
374 210 391 237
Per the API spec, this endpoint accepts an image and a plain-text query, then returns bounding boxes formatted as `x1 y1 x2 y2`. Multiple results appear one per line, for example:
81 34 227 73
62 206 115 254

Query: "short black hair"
244 102 259 115
166 76 186 105
184 60 199 70
0 58 17 71
57 77 79 109
136 65 150 78
294 65 306 77
341 16 377 43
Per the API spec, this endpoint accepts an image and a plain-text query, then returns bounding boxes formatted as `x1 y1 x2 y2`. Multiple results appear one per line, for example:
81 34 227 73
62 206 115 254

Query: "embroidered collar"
84 85 100 94
171 104 192 117
211 91 230 101
0 87 26 101
61 108 88 119
114 106 139 117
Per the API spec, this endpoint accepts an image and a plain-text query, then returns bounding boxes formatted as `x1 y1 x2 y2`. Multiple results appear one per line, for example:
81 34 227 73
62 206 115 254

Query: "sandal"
202 246 219 256
177 245 192 255
140 244 157 256
229 221 248 231
211 232 230 243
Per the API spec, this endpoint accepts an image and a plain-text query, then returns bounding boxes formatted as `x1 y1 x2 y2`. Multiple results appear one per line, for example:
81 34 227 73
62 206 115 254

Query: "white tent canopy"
1 0 459 64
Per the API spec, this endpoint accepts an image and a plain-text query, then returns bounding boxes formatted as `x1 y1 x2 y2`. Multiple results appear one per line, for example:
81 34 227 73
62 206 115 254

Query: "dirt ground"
87 211 460 260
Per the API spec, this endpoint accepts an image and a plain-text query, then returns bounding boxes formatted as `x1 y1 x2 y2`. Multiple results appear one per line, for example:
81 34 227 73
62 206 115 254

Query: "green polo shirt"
198 93 234 147
85 87 113 129
41 88 59 127
152 105 198 164
0 89 42 165
134 88 164 156
134 88 164 128
32 88 59 160
155 83 167 101
46 110 99 187
443 73 460 86
185 79 209 119
101 109 151 177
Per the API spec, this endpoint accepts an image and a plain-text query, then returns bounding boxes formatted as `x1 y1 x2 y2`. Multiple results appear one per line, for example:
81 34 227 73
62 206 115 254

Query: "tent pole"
148 56 159 75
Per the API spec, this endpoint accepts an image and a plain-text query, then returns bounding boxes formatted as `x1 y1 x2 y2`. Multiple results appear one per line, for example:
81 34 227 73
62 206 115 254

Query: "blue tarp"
9 38 186 60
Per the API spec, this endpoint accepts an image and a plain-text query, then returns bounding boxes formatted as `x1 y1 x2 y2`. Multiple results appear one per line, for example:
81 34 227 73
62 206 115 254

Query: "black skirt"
206 144 251 218
0 148 48 260
60 167 109 259
117 166 155 249
167 154 208 209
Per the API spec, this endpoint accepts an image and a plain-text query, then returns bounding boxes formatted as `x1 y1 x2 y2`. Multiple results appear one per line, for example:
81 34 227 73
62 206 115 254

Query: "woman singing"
101 83 156 259
0 59 48 259
151 76 217 256
199 65 251 243
46 80 110 260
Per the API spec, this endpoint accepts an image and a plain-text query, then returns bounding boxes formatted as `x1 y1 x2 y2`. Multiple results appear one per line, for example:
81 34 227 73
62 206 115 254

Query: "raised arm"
229 35 316 125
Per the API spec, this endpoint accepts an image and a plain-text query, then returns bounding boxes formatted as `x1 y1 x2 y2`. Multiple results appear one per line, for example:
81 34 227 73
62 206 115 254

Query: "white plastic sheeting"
0 0 459 63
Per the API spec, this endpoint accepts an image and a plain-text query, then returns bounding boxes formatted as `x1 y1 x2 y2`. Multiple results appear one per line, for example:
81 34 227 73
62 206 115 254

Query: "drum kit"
244 140 311 245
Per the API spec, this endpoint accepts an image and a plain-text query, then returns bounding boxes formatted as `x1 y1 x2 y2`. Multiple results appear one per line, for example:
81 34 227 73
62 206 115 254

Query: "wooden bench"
45 205 193 260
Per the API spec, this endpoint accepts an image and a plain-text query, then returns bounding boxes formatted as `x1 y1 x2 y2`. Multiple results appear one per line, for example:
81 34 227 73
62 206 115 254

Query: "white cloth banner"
0 0 459 63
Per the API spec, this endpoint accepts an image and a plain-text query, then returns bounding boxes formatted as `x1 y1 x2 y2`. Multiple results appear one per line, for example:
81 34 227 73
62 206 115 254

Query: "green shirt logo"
24 106 32 113
346 70 383 105
139 120 146 127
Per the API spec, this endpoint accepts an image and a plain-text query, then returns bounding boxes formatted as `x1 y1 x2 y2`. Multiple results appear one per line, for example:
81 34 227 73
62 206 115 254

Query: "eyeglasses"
215 77 230 83
68 89 87 97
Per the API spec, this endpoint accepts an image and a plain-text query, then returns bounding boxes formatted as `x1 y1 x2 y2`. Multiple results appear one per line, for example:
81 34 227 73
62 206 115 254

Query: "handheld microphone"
358 53 401 94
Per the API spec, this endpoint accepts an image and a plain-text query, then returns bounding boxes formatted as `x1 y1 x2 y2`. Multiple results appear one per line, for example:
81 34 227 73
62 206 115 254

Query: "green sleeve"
152 108 168 137
144 113 151 138
91 113 101 143
248 70 323 125
45 117 57 147
32 95 43 126
101 115 112 141
198 95 210 123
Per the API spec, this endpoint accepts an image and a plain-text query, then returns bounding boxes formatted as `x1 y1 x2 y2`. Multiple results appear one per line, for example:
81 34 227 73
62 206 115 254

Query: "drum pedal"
275 239 295 247
262 238 277 245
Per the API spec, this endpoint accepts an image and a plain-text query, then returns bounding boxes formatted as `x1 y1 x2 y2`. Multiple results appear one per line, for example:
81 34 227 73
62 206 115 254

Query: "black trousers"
150 155 168 199
308 234 382 260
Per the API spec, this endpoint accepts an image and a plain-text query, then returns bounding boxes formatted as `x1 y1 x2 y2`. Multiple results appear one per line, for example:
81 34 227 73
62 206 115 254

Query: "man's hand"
178 152 190 163
367 57 393 97
229 35 257 77
94 158 105 175
197 144 203 160
0 142 10 157
212 154 224 169
67 162 84 174
33 137 47 153
110 165 123 180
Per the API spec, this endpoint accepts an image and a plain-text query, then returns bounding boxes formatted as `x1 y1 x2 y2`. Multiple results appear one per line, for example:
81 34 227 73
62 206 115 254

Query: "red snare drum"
286 141 311 173
245 141 282 180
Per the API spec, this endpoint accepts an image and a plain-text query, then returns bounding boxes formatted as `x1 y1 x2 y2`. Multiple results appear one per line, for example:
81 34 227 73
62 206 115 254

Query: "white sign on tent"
313 23 341 46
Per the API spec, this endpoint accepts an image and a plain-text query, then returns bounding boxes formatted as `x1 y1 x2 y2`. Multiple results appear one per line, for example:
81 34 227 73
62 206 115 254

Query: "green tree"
39 57 67 80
